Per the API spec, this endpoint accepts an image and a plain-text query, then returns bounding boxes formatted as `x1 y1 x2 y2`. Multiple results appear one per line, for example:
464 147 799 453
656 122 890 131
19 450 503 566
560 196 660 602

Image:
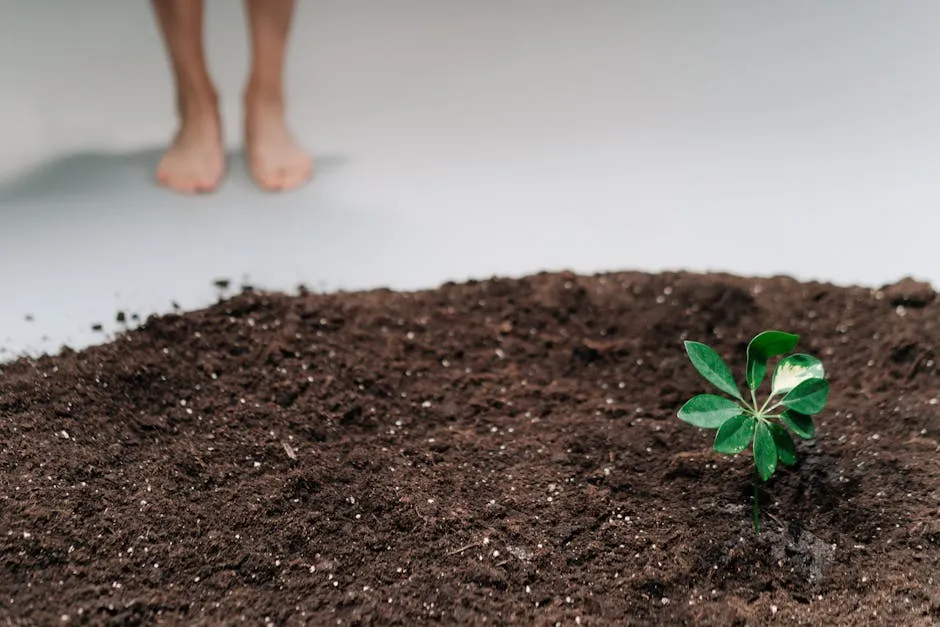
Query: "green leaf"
771 353 825 397
781 409 815 439
781 378 829 415
753 422 778 481
713 414 756 454
769 422 797 466
677 394 745 429
683 341 743 400
745 331 800 391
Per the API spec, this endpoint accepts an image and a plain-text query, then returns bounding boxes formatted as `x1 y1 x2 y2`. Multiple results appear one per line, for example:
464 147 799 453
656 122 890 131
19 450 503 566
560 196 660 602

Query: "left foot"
244 88 313 192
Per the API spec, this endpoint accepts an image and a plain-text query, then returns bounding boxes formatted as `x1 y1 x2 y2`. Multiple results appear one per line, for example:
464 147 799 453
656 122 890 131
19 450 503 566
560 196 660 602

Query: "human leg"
151 0 225 194
243 0 313 192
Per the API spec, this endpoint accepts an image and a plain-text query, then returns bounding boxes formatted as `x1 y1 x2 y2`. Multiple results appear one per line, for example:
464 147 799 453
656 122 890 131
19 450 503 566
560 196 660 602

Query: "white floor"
1 0 939 359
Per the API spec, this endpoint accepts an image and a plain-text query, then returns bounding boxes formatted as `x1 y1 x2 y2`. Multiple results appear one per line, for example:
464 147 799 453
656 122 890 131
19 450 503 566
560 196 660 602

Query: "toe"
177 180 198 194
195 174 219 193
271 167 295 191
281 169 310 191
258 171 283 192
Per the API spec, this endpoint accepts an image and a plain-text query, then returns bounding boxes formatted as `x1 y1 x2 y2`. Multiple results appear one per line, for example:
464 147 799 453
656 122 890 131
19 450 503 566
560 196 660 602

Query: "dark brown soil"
1 271 938 626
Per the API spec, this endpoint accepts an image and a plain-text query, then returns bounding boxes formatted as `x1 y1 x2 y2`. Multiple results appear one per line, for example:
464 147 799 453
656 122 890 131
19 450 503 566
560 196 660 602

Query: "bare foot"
156 104 225 194
244 91 313 192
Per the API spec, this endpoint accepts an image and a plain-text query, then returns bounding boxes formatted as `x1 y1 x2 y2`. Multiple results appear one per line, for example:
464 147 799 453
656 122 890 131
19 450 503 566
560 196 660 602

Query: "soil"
1 271 938 626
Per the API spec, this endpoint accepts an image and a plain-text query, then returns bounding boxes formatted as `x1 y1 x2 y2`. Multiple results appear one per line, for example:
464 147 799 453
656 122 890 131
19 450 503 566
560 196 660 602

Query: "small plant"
677 330 829 531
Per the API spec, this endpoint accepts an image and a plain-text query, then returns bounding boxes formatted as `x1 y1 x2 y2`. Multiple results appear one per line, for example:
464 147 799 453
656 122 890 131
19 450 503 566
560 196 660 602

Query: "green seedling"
677 330 829 531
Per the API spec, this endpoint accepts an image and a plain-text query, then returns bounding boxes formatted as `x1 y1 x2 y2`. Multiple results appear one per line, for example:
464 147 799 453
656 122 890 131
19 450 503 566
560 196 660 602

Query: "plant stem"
750 388 758 412
752 474 761 532
757 393 775 415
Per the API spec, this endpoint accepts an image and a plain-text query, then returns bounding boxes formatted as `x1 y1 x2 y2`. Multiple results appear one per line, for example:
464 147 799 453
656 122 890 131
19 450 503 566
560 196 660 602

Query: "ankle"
244 79 284 109
177 86 219 121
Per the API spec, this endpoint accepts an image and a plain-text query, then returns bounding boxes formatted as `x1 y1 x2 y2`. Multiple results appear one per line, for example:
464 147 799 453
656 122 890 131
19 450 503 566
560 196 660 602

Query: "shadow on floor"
0 148 347 208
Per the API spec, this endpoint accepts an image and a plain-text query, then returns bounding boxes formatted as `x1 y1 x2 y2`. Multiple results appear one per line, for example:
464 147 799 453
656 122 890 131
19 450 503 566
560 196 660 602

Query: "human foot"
156 104 225 194
244 90 313 192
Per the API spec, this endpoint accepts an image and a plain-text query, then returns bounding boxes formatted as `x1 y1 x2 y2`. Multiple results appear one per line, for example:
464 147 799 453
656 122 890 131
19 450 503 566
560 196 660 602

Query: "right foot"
156 103 226 194
243 87 314 192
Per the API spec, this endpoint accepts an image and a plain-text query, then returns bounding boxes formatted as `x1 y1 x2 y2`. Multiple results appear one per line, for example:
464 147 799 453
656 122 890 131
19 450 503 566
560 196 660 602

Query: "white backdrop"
1 0 938 358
